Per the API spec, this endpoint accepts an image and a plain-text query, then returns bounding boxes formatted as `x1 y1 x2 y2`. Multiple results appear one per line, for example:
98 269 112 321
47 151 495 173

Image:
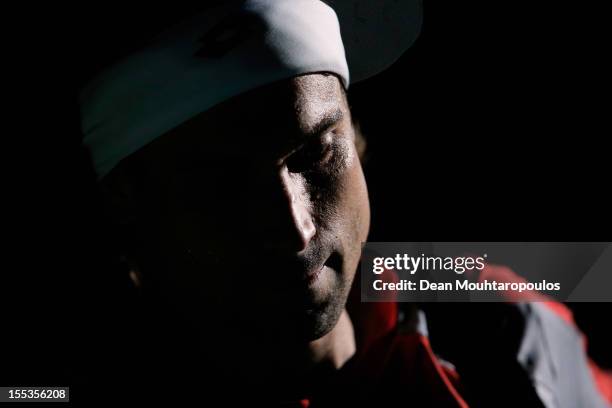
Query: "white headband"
80 0 350 179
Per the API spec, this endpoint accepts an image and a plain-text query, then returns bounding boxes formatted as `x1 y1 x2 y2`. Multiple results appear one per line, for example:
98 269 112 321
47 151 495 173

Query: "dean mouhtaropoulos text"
372 279 561 293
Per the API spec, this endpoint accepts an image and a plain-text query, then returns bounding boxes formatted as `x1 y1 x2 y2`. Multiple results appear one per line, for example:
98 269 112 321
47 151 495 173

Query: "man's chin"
276 297 346 342
219 269 350 340
300 303 344 341
228 296 344 342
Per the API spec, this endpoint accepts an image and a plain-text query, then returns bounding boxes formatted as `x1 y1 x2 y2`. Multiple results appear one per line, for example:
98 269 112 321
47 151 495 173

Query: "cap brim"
326 0 423 84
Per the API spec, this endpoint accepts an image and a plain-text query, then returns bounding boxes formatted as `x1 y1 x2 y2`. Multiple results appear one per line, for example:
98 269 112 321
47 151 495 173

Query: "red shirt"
287 264 612 407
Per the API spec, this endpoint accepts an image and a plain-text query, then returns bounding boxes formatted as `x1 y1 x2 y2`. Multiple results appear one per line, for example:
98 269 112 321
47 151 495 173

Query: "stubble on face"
102 73 371 344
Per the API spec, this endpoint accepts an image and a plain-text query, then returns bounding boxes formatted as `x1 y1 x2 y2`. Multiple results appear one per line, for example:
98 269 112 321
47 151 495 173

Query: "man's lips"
300 252 342 287
303 264 326 286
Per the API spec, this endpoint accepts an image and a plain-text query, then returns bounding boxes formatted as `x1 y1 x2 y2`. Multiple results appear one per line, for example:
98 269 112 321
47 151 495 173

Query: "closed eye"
286 133 336 173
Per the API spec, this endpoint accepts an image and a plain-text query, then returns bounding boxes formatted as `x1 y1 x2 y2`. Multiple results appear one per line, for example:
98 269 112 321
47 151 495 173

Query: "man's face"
106 73 370 341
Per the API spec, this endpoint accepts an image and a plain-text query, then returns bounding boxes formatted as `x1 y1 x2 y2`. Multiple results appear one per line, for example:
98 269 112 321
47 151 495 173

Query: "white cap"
80 0 422 179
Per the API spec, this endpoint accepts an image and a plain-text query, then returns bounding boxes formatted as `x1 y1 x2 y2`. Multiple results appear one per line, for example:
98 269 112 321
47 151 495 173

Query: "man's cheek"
344 158 370 239
356 174 371 242
344 169 370 277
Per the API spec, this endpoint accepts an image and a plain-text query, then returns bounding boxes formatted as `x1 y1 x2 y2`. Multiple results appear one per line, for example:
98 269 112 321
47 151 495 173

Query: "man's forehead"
291 74 348 135
139 73 348 163
195 73 347 139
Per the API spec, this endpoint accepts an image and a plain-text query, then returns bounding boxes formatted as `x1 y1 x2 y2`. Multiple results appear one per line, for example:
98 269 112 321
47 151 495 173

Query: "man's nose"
274 166 317 253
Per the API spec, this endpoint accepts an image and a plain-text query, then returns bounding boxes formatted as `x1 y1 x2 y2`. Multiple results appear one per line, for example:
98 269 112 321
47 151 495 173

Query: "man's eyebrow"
304 109 344 137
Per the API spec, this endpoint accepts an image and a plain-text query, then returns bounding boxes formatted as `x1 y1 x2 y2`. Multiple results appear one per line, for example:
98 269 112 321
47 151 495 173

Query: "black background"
2 0 610 397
